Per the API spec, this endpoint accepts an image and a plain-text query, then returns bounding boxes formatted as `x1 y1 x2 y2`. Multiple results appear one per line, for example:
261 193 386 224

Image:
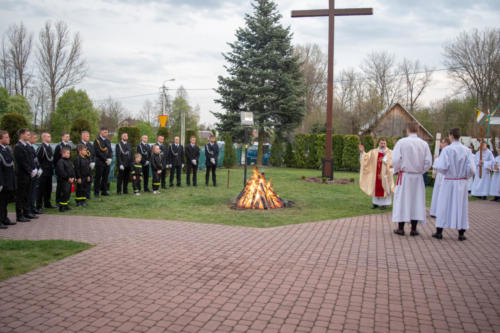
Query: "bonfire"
235 168 290 210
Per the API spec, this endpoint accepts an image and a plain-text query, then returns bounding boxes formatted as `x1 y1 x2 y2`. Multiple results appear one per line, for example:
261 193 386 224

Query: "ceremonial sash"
396 171 404 186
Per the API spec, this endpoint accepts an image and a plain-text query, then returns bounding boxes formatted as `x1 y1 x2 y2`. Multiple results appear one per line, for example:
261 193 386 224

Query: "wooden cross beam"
292 1 373 179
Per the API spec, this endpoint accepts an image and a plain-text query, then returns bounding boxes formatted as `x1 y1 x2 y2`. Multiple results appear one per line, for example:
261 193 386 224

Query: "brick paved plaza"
1 201 499 333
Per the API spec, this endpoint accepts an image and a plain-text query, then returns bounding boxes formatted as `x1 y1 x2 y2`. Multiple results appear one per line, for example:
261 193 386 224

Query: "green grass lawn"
28 167 435 228
0 240 93 281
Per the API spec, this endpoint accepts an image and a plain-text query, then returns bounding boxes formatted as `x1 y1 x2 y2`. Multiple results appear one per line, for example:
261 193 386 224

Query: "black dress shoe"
35 208 44 214
4 219 16 225
59 206 65 212
432 233 443 239
380 205 387 210
16 217 30 222
393 229 405 236
0 223 7 229
410 230 420 237
45 204 57 209
458 235 467 241
372 204 378 209
25 214 38 219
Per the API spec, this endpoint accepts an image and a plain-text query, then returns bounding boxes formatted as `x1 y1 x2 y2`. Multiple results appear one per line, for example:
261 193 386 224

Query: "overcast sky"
0 0 498 126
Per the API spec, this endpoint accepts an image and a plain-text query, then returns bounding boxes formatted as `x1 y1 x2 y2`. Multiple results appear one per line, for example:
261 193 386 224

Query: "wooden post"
227 169 230 188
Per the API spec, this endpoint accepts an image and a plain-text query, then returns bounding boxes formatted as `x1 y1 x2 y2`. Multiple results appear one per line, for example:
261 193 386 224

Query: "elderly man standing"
358 138 394 210
392 122 432 237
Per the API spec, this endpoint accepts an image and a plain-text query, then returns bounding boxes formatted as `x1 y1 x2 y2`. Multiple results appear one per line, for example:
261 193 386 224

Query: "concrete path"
0 201 499 332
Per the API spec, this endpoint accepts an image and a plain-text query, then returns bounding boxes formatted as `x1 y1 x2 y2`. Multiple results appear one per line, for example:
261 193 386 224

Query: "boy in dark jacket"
56 146 75 212
74 144 91 207
131 153 143 196
151 145 163 194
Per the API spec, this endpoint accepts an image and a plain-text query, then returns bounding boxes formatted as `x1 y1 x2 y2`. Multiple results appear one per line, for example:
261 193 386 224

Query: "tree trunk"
257 127 264 166
51 89 56 115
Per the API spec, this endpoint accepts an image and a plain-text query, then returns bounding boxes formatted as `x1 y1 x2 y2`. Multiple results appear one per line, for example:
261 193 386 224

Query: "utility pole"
161 85 167 116
181 105 185 146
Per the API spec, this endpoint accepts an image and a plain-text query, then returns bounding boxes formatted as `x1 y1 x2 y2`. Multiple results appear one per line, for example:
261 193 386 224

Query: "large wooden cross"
292 1 373 179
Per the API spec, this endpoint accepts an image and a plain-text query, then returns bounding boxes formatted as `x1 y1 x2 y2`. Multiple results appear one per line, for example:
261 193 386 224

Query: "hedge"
342 135 361 172
118 126 141 147
222 132 236 168
0 113 28 145
362 135 374 151
284 141 295 167
332 134 344 171
269 136 284 167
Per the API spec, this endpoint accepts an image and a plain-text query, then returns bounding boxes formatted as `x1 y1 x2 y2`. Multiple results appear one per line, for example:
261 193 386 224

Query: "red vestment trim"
374 151 385 197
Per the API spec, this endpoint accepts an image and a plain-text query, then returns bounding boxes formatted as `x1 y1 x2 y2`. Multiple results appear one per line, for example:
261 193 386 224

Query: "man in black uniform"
137 135 151 192
36 132 55 209
53 132 71 205
156 135 167 189
168 136 184 187
205 134 219 187
116 132 133 194
185 136 200 186
81 131 95 199
0 131 16 228
27 132 43 215
14 128 36 222
94 128 112 197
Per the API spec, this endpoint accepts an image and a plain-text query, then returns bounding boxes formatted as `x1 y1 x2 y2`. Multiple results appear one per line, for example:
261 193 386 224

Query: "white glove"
167 164 172 168
119 165 124 171
106 158 111 166
210 158 215 165
37 169 43 177
145 161 149 166
182 164 184 168
31 169 37 178
192 159 196 165
90 162 95 170
0 185 3 192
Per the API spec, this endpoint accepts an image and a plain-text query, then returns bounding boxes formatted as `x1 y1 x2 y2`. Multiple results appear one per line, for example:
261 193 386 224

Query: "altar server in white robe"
471 142 494 199
392 122 433 237
432 128 476 241
489 149 500 202
430 137 451 217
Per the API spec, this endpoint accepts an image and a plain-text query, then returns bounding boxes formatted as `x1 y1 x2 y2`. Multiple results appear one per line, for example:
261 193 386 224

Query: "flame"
236 168 284 210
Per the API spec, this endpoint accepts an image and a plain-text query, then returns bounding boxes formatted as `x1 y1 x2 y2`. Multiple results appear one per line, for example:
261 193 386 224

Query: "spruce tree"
214 0 305 165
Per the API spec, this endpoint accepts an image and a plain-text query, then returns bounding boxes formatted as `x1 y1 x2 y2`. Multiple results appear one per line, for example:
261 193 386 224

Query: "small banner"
158 115 169 127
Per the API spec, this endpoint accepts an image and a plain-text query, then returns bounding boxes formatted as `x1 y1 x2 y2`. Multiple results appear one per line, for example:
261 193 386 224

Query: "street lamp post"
161 78 176 116
241 112 254 187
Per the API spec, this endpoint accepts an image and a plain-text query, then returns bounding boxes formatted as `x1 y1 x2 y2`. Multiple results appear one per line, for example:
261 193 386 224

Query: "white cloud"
0 0 498 126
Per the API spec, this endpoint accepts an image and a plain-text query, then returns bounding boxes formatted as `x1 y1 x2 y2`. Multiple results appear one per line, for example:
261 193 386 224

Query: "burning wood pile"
235 168 291 210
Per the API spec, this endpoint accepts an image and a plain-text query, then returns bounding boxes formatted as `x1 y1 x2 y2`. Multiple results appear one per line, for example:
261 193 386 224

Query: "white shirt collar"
409 133 417 138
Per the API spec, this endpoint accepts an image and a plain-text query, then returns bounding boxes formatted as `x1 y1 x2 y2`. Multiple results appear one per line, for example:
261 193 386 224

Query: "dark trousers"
186 163 197 186
29 176 40 213
0 191 12 223
16 175 31 218
76 181 89 203
152 170 161 191
160 169 167 188
37 173 53 208
117 167 131 194
58 180 71 206
142 165 150 191
94 164 110 195
170 166 182 186
206 165 216 186
86 173 92 199
133 178 141 193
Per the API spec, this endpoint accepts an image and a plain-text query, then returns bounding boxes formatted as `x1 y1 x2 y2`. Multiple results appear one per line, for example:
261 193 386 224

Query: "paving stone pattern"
0 201 499 332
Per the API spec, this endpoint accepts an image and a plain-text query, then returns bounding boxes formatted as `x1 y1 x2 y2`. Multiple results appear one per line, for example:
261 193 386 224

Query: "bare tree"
362 51 403 109
37 20 87 115
6 22 33 96
28 80 51 130
400 58 433 113
140 99 155 125
0 37 14 93
294 44 327 133
97 97 126 133
443 27 500 111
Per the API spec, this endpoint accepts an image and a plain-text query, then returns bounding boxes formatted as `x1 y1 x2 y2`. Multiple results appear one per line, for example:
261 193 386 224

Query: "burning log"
235 167 290 210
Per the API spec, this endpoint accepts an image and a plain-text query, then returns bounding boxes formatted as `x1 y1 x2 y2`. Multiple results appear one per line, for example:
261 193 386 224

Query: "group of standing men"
0 127 220 228
359 122 482 241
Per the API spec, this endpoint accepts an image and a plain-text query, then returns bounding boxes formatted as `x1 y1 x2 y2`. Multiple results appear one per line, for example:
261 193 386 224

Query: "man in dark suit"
137 135 151 192
14 128 37 222
0 130 16 228
167 136 184 187
205 134 219 187
27 132 43 215
81 131 95 199
36 132 56 209
94 128 113 197
156 135 167 189
185 136 200 186
116 132 133 195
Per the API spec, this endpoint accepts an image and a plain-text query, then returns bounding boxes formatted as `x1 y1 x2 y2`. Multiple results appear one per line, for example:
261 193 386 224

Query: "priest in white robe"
471 142 494 199
430 138 451 217
432 128 476 241
359 138 394 210
489 149 500 201
392 122 433 237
